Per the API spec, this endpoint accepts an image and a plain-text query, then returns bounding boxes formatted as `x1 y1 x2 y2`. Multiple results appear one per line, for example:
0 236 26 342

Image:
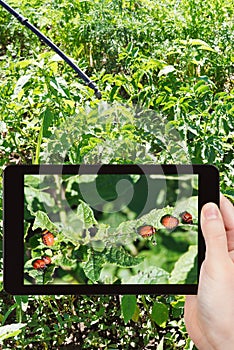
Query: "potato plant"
24 174 198 286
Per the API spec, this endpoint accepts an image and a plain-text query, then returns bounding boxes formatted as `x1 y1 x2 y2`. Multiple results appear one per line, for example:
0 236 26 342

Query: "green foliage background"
0 0 233 348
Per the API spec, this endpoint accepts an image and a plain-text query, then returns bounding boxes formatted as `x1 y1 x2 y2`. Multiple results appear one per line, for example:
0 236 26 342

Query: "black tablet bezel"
3 164 219 295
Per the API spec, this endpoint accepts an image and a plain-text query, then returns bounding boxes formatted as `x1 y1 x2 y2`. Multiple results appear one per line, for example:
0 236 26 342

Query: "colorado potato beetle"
137 225 156 238
161 215 179 230
32 259 46 270
180 211 193 224
42 230 54 246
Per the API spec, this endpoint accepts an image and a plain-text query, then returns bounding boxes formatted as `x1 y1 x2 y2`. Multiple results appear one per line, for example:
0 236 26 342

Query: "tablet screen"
4 164 219 294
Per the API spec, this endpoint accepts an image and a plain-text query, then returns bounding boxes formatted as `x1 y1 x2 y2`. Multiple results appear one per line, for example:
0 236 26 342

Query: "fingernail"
203 203 219 220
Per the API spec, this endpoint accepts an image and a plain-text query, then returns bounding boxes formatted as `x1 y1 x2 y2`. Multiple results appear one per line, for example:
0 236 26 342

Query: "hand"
184 194 234 350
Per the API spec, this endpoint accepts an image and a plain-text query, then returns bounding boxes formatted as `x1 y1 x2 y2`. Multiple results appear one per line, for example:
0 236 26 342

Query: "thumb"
201 202 229 267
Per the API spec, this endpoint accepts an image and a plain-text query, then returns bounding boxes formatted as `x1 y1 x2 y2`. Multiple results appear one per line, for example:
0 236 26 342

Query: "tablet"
3 164 219 295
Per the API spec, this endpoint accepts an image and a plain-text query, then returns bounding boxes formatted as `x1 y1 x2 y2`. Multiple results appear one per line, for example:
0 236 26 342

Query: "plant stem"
141 295 157 330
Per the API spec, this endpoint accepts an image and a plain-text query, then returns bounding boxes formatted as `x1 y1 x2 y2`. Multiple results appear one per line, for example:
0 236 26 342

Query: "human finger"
220 194 234 251
201 202 229 267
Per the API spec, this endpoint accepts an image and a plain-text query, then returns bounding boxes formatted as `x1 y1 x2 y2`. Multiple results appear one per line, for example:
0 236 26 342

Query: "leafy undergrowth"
0 0 233 348
0 293 194 349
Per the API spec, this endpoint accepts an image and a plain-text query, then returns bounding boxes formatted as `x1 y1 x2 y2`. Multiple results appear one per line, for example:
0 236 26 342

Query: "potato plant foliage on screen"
24 173 198 286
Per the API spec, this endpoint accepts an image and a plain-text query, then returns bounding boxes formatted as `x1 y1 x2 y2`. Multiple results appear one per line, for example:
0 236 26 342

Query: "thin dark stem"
0 0 102 99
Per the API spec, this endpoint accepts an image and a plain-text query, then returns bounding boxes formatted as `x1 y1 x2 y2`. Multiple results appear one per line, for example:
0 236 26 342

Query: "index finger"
220 193 234 252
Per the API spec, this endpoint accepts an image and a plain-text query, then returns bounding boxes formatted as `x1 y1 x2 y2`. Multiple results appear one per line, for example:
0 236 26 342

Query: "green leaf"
187 125 198 136
57 254 77 270
162 100 177 111
157 337 164 350
169 245 197 284
24 222 31 239
76 200 98 226
195 85 211 96
151 301 169 327
158 65 175 77
198 45 216 52
122 265 169 284
171 297 185 318
105 246 144 267
42 108 54 138
15 59 33 69
13 74 31 98
78 174 98 183
32 210 57 232
24 175 41 188
180 39 216 52
0 323 26 341
43 265 56 284
131 305 140 322
82 250 104 282
1 304 18 326
186 39 210 46
49 76 69 97
135 205 176 229
13 296 29 312
121 295 137 323
25 186 55 207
